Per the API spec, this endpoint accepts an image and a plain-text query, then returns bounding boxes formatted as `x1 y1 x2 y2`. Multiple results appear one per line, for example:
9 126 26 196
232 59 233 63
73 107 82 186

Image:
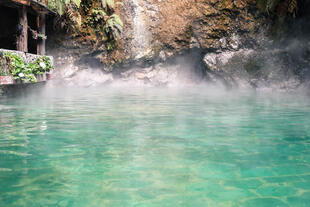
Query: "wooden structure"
0 0 55 55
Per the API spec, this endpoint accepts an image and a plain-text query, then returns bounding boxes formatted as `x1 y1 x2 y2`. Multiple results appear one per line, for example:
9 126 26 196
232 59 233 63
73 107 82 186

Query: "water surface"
1 87 310 207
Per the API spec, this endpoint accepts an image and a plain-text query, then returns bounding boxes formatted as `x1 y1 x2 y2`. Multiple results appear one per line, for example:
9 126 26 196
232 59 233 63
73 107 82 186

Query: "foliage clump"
0 53 53 83
44 0 123 51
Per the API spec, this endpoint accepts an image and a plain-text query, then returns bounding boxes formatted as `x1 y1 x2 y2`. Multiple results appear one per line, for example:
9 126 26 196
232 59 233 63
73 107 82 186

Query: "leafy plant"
33 56 54 74
45 0 123 51
102 0 115 10
43 0 81 16
5 53 36 83
3 52 53 83
105 14 123 40
0 69 10 76
38 33 48 40
85 6 123 50
29 27 48 40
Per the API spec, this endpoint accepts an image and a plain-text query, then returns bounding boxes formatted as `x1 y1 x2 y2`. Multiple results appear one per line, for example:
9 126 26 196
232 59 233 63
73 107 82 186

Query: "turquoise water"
1 87 310 207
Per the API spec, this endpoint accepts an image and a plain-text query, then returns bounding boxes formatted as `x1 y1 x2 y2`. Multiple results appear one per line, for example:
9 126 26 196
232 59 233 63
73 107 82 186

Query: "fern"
102 0 115 10
46 0 123 51
71 0 81 7
56 0 64 15
105 14 123 38
110 14 123 27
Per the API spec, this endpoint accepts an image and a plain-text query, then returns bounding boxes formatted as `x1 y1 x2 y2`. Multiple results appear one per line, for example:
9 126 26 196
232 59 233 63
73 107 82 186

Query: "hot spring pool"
0 87 310 206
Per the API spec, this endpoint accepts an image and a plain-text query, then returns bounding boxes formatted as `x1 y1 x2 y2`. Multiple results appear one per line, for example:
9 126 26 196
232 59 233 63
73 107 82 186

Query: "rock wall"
49 0 310 91
49 0 268 61
116 0 267 63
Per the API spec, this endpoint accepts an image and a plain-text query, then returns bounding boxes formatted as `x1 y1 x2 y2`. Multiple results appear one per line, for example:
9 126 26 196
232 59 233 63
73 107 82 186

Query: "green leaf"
110 14 123 27
71 0 81 7
102 0 115 9
57 0 64 15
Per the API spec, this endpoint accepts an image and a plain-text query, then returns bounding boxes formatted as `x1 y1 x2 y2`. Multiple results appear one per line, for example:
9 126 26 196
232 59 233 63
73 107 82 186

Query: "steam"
47 47 214 88
46 38 310 92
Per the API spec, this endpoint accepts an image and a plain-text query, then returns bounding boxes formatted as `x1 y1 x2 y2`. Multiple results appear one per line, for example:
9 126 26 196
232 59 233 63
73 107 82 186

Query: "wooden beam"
11 0 30 6
30 0 55 15
31 3 49 15
17 5 28 52
36 15 40 55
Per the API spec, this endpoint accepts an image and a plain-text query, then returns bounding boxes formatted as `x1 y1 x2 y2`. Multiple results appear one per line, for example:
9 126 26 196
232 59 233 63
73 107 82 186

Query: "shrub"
4 52 53 83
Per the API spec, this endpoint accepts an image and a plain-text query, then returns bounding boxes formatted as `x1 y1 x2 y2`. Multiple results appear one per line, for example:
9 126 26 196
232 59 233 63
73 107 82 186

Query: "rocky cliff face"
116 0 266 62
49 0 310 91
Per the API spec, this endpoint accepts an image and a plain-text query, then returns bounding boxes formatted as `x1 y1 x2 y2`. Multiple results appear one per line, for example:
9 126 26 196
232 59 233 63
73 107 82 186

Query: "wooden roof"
0 0 56 15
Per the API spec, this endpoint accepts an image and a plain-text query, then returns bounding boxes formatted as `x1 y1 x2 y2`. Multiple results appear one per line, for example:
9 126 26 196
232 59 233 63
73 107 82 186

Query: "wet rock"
69 69 113 87
159 51 167 61
202 44 310 91
228 34 241 50
46 0 310 91
55 64 79 79
203 50 254 72
110 0 267 64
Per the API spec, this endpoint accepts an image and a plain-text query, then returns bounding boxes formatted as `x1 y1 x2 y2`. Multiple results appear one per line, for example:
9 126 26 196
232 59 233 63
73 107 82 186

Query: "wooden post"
38 14 46 55
17 5 28 52
36 15 40 55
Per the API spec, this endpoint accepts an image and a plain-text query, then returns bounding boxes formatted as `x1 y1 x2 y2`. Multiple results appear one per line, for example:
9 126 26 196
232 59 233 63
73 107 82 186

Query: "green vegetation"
32 56 54 75
0 53 53 83
6 53 37 83
44 0 123 51
0 59 9 76
44 0 81 15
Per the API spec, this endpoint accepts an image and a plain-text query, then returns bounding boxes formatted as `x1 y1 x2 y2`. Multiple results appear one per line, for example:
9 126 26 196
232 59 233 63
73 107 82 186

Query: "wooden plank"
31 3 48 15
36 15 40 55
30 0 55 15
11 0 30 6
